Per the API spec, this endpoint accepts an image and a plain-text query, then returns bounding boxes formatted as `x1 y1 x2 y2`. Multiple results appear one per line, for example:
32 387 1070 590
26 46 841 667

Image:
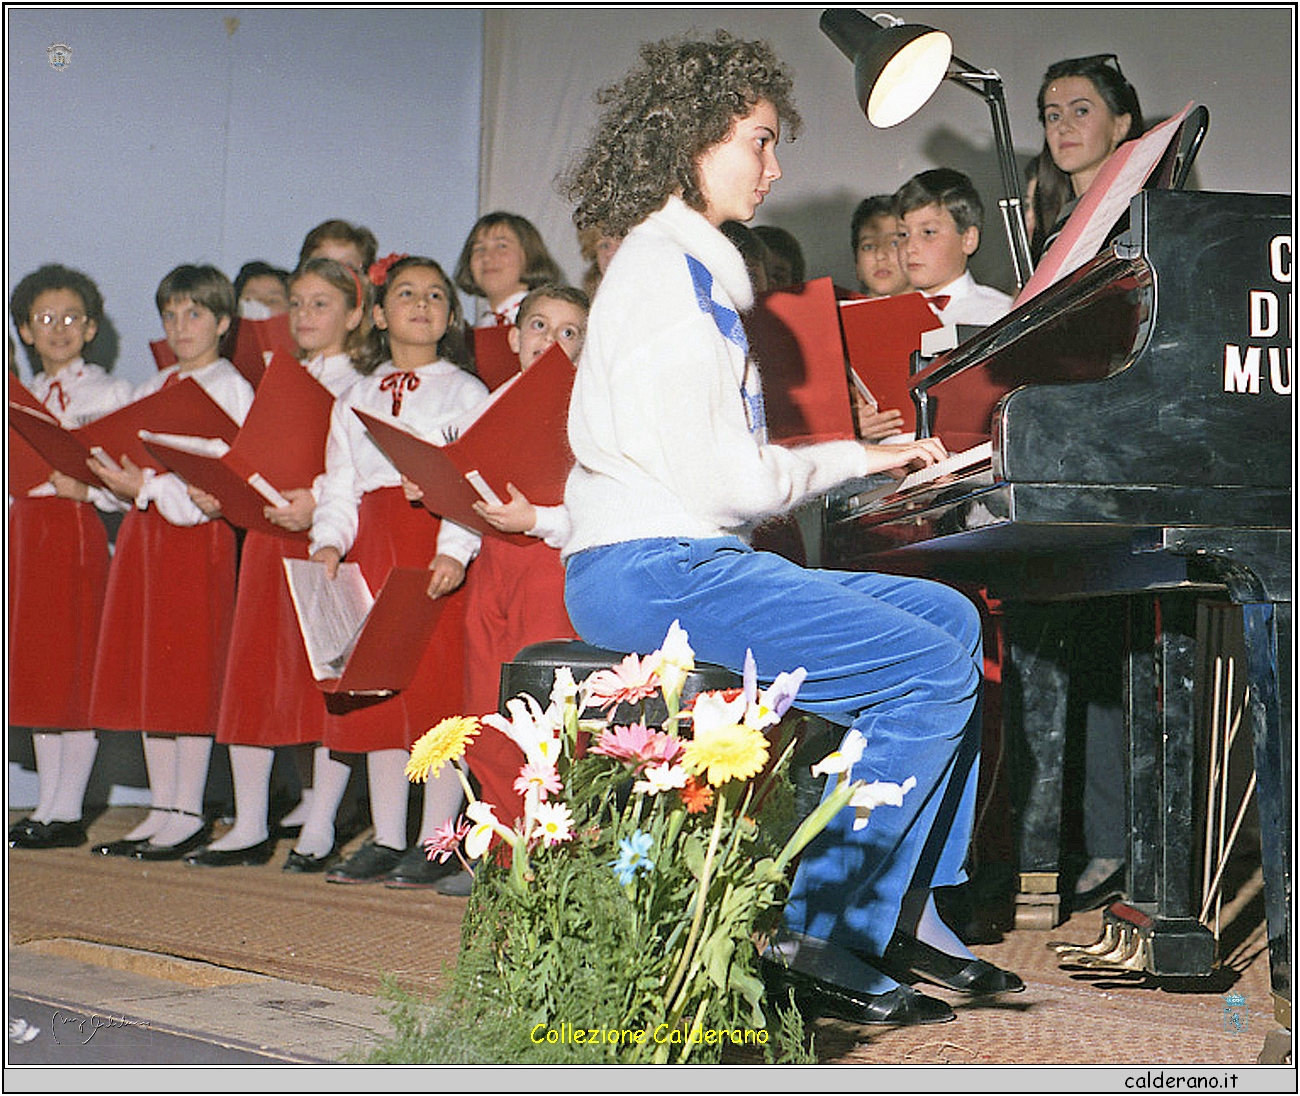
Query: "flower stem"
662 788 726 1015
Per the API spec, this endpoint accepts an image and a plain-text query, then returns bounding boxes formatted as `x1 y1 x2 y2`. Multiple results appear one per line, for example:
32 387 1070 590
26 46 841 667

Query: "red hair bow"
368 252 409 287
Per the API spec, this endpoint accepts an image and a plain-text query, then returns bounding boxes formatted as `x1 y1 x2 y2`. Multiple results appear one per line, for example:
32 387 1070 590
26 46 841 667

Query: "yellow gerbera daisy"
681 721 769 787
406 716 481 782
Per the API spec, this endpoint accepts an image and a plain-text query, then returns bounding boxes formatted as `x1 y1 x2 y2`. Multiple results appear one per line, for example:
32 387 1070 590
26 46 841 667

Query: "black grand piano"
824 189 1292 1025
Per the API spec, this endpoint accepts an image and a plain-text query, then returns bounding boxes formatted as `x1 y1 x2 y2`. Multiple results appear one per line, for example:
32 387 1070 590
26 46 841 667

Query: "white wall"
481 6 1295 296
7 7 484 387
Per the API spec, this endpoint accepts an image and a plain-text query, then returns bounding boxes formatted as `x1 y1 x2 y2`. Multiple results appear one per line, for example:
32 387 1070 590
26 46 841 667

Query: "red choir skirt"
322 487 468 753
216 529 327 747
8 496 111 729
461 535 577 828
88 506 237 735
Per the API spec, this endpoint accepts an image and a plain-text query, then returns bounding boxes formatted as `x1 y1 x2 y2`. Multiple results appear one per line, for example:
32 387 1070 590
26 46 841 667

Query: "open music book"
8 376 239 485
356 342 575 545
845 441 994 510
282 559 448 695
135 352 334 539
838 291 942 437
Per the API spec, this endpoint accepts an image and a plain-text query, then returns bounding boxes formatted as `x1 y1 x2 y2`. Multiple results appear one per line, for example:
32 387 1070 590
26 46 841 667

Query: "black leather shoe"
875 930 1024 995
91 837 153 857
9 819 87 849
1071 862 1126 913
759 956 954 1026
325 840 404 884
136 823 214 861
382 845 460 889
283 847 340 873
184 835 277 867
9 817 44 844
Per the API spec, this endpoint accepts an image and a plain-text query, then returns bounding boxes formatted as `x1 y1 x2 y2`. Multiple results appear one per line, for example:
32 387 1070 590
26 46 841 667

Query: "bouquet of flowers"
404 622 912 1064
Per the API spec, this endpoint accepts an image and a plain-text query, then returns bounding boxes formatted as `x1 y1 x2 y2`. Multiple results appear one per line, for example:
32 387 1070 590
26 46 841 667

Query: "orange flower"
680 775 714 814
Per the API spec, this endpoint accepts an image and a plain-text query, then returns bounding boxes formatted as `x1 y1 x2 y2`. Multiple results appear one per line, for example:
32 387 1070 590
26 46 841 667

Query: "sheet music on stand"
1015 101 1194 306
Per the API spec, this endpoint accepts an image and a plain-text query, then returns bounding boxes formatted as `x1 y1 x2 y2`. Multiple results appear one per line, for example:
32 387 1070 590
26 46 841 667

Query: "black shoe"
91 837 153 857
136 822 214 861
759 956 954 1026
325 840 404 884
874 930 1025 995
1071 861 1126 913
382 845 460 889
9 817 44 844
9 819 87 849
435 870 474 897
184 835 278 867
283 847 340 873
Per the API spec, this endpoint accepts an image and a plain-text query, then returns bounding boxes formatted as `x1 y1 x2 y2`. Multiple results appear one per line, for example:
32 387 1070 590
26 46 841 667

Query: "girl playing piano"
558 29 1021 1028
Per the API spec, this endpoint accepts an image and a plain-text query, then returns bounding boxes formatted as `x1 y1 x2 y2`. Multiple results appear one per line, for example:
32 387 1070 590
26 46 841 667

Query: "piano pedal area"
1022 602 1265 984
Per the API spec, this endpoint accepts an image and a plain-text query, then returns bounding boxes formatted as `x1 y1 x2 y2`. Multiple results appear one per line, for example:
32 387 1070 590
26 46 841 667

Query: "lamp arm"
945 56 1035 288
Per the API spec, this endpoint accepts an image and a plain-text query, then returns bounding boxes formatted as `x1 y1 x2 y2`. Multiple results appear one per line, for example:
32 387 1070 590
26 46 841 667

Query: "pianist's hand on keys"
858 435 949 478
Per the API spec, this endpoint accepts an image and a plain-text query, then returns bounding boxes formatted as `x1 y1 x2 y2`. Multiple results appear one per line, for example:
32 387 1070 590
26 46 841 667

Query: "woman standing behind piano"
1030 53 1145 262
1023 53 1145 911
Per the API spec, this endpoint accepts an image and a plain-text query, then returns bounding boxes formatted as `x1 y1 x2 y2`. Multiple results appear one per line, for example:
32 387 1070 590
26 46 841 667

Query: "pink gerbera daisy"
423 815 472 863
583 653 661 712
513 760 563 802
590 721 685 773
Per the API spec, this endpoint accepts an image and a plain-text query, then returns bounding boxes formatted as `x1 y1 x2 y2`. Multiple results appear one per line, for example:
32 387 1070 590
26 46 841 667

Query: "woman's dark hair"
560 30 801 238
354 256 469 375
1032 55 1145 261
452 212 564 298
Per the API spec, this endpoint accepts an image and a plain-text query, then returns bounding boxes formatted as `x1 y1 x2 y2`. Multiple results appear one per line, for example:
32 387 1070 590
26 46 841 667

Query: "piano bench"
498 639 742 724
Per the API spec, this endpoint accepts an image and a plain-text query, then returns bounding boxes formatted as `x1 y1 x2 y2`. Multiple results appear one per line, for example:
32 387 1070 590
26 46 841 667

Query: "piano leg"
1002 603 1070 930
1121 592 1217 976
1241 599 1291 1036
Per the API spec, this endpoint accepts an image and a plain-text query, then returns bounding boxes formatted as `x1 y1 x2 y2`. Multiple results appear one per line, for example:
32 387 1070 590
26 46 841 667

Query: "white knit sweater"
563 196 870 558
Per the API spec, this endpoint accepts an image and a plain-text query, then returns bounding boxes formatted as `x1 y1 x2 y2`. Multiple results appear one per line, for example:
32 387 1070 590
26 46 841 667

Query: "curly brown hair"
559 30 801 238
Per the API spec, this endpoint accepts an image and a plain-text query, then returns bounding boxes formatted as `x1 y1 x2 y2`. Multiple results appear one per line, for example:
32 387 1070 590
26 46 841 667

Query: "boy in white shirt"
895 168 1012 328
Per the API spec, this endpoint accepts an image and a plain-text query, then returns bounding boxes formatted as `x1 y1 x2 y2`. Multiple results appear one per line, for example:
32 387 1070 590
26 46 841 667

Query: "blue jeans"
565 536 983 956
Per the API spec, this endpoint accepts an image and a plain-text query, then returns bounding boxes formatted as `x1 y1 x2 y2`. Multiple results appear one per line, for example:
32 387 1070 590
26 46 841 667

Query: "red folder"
323 568 448 695
150 339 178 371
140 352 334 539
229 313 297 388
355 343 575 545
8 375 54 494
11 376 240 484
838 292 943 434
471 325 522 391
743 277 857 445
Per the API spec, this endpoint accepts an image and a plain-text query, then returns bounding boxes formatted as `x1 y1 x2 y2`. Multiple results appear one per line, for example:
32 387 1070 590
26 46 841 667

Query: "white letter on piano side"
1250 291 1279 338
1268 347 1291 395
1269 235 1291 283
1223 345 1261 394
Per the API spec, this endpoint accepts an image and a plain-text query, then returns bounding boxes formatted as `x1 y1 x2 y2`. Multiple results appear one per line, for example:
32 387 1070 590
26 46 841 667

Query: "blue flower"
610 830 655 885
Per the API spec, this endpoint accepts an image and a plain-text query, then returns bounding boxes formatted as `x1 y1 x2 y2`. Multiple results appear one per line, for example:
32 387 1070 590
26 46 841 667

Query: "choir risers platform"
824 191 1291 1023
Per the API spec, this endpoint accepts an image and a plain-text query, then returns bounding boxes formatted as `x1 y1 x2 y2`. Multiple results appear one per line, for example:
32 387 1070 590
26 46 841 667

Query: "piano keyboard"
848 441 993 510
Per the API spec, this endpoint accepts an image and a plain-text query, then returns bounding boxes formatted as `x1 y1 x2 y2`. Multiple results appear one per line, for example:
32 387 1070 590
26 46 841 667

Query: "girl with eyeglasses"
8 264 132 851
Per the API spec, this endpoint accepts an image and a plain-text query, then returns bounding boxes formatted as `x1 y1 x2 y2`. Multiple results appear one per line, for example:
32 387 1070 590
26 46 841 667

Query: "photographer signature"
51 1009 151 1044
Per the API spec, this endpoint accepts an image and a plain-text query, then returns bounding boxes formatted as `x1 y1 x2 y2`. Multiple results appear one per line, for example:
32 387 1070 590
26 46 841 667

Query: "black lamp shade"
820 9 952 128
